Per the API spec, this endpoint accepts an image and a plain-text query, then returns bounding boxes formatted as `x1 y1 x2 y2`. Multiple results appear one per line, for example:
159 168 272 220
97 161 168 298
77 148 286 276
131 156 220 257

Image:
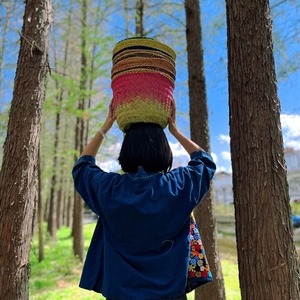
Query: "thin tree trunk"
38 145 44 262
185 0 226 299
46 110 59 241
0 0 52 298
67 190 73 228
47 0 73 238
123 0 129 38
226 0 300 299
72 0 88 261
135 0 144 36
56 188 63 229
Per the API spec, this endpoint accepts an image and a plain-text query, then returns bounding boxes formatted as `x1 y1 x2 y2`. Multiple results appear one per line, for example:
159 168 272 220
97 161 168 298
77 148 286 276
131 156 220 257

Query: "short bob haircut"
118 123 173 174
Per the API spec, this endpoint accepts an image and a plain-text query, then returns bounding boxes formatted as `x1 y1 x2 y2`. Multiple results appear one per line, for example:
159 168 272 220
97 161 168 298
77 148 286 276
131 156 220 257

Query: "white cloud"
216 165 227 172
107 142 121 154
169 142 189 168
218 134 230 144
211 152 218 163
281 114 300 150
169 142 219 169
99 159 120 172
221 151 231 161
169 142 189 158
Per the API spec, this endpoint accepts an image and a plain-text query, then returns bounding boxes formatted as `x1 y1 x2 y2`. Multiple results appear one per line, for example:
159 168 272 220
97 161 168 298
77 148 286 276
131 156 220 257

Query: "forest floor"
29 209 300 300
29 221 241 300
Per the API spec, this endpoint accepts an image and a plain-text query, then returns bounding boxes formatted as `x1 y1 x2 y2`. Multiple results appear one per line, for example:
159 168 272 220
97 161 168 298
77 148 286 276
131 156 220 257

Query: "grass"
221 260 240 300
30 224 101 300
291 202 300 215
29 223 240 299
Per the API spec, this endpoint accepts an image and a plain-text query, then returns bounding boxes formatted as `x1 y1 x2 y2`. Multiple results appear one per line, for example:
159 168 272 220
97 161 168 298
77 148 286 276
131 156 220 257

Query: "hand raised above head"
101 102 116 134
168 100 179 136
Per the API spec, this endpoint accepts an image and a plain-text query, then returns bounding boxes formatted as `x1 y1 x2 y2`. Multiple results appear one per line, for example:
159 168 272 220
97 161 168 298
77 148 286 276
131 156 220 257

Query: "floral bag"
186 214 213 293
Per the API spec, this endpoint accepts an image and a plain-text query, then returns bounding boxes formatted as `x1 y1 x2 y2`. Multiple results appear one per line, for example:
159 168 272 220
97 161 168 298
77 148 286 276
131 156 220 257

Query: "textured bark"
0 0 52 298
184 0 226 299
226 0 300 299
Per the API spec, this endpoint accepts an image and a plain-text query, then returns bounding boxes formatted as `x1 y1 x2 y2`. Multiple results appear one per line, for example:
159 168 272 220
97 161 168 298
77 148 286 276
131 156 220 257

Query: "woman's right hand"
168 100 203 154
168 100 179 136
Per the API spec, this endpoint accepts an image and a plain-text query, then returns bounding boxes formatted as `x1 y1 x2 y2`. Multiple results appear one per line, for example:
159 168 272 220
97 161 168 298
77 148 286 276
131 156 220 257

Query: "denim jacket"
72 150 216 300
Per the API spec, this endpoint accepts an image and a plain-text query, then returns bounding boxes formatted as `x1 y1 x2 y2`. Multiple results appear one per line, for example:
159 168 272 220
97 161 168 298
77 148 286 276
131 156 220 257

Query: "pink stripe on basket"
112 72 174 111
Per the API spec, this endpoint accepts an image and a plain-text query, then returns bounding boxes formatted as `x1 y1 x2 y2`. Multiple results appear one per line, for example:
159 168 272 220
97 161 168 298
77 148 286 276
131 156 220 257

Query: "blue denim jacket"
72 150 216 300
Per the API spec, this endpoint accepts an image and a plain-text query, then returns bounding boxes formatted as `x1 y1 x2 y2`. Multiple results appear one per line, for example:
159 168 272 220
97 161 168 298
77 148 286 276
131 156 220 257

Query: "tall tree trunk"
46 7 73 238
46 106 59 241
38 146 44 262
123 0 130 38
135 0 144 36
0 0 52 298
184 1 226 299
226 0 300 299
72 0 87 261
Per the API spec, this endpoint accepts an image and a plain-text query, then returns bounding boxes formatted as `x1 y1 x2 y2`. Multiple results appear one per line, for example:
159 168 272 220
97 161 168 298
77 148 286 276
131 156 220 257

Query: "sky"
1 0 299 174
164 0 300 174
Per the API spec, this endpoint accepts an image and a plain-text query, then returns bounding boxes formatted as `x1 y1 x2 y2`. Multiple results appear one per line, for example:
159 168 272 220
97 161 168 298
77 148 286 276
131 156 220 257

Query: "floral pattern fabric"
185 215 213 293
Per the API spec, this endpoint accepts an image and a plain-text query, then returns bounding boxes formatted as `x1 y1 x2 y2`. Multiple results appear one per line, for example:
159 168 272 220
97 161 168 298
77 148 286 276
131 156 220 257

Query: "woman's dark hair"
118 123 173 174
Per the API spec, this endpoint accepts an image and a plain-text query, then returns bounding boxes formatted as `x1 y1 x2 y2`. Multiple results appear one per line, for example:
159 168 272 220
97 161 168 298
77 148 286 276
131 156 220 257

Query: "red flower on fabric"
188 271 195 278
202 270 208 278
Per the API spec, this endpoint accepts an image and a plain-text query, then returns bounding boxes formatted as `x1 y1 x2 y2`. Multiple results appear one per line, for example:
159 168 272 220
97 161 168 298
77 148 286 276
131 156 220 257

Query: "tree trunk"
38 146 44 262
184 0 226 299
47 103 61 242
135 0 144 36
123 0 130 38
0 0 52 298
56 188 63 229
72 0 87 261
226 0 300 299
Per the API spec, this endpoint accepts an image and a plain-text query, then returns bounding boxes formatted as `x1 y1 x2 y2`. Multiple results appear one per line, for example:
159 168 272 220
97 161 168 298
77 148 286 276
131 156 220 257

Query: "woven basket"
111 37 176 132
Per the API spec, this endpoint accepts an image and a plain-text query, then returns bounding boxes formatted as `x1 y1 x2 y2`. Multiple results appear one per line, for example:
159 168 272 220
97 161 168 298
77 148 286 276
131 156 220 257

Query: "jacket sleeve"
72 155 105 215
166 150 216 210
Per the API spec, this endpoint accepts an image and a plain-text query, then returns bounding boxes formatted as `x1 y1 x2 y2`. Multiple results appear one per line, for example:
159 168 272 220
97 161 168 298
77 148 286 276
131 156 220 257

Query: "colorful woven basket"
111 37 176 132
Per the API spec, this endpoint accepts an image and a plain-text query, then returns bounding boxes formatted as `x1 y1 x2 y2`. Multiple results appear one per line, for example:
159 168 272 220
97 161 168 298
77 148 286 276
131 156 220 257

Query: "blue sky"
1 1 299 174
166 0 300 174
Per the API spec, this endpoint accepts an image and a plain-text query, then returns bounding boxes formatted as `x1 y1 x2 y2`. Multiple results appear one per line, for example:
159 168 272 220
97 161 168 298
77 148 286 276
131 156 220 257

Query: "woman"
72 102 216 300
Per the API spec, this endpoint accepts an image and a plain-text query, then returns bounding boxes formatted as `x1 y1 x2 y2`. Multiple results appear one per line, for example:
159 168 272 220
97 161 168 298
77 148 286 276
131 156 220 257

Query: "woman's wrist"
170 128 180 138
99 127 107 139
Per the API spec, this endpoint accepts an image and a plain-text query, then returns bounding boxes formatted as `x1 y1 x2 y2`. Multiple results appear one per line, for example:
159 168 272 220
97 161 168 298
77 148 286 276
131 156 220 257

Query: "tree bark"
135 0 144 36
226 0 300 299
184 0 226 299
0 0 52 298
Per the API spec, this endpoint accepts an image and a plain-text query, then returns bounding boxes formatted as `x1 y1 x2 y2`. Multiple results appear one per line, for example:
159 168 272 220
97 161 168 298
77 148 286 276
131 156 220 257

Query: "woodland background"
1 0 300 299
